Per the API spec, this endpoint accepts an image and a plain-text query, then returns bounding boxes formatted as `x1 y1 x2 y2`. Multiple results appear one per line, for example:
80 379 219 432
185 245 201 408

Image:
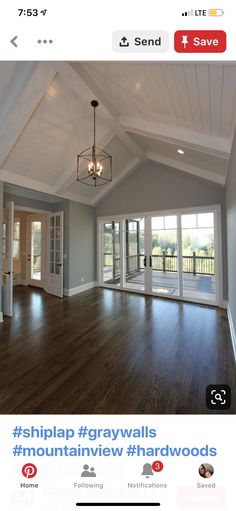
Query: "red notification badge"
152 460 164 472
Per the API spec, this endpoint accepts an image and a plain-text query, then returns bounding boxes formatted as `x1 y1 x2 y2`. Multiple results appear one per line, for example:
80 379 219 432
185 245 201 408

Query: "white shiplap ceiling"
0 61 235 205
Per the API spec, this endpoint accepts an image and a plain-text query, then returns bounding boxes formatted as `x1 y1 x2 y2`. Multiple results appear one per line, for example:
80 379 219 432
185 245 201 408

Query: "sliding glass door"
125 218 145 291
150 215 179 296
102 222 121 286
99 207 220 306
181 212 215 302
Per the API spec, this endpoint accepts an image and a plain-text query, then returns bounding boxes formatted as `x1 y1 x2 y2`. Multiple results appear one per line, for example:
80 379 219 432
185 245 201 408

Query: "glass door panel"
181 212 215 302
27 216 45 287
151 215 179 296
31 221 42 280
125 218 145 291
102 222 120 286
47 212 64 297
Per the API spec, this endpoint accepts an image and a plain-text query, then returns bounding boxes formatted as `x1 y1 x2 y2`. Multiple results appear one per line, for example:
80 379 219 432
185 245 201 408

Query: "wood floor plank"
0 286 235 414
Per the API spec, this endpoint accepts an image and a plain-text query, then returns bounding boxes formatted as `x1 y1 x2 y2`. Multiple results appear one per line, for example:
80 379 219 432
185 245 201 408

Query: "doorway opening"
2 204 64 318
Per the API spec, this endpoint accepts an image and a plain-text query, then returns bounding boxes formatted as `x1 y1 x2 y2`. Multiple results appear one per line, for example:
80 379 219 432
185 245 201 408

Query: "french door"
2 202 14 316
45 212 64 298
98 207 221 306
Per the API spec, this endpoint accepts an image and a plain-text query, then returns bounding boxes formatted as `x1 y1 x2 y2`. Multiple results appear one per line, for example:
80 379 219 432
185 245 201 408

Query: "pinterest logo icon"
22 463 37 479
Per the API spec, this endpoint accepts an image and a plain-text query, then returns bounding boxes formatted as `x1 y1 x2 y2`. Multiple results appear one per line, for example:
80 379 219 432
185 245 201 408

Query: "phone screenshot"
0 1 235 509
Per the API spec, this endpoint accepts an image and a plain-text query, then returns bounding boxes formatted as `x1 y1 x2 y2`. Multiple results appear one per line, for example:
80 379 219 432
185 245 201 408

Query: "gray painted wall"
0 182 3 316
96 161 227 299
68 201 95 290
226 131 236 341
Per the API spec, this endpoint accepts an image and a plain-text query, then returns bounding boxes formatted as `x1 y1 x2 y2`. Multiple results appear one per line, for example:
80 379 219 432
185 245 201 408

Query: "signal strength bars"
182 10 194 16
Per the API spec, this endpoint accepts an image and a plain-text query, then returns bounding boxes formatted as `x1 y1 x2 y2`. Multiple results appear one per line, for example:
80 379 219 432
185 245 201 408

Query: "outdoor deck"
103 269 215 301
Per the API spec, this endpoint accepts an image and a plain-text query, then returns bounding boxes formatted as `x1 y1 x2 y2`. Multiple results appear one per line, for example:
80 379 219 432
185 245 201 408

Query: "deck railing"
104 251 215 277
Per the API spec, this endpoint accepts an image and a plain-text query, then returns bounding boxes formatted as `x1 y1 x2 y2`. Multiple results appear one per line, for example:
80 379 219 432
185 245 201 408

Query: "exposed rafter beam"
70 63 119 119
0 168 55 195
120 116 231 158
92 157 141 205
147 152 225 186
0 62 56 168
67 62 144 160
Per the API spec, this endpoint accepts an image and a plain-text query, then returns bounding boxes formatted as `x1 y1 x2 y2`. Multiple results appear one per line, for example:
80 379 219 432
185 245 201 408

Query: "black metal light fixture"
77 100 112 187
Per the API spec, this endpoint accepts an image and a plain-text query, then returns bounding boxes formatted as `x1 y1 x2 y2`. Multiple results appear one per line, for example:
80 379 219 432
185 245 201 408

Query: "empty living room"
0 61 235 414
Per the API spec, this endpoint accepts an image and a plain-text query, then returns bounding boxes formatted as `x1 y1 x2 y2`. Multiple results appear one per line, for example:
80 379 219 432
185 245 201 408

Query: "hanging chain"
93 104 96 148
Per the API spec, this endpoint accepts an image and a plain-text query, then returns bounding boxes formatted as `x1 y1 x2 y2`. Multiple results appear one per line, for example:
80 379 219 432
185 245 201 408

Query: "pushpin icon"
181 35 189 48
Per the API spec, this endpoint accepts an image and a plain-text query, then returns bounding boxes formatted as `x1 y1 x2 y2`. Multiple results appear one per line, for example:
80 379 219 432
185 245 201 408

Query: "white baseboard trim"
227 304 236 362
221 300 228 309
0 312 3 323
20 279 28 286
64 281 97 297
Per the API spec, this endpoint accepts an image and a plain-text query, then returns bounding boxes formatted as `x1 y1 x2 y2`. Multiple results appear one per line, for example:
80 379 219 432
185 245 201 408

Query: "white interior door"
46 212 64 297
2 202 14 316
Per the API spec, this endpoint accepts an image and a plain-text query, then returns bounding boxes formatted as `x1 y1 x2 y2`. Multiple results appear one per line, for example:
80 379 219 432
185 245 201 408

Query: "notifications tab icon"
174 30 226 53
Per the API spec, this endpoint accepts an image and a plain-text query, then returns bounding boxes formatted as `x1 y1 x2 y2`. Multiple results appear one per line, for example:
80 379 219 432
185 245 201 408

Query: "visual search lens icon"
206 384 231 409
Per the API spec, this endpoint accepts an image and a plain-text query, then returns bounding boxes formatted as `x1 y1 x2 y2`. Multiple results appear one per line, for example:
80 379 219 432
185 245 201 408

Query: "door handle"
4 271 11 275
144 256 147 267
149 256 152 267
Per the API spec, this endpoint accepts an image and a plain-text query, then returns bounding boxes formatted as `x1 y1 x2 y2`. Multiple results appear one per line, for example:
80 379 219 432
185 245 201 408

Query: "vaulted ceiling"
0 61 235 205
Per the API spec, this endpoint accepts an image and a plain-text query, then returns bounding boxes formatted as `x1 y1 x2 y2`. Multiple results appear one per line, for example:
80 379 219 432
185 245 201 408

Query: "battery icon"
209 9 224 16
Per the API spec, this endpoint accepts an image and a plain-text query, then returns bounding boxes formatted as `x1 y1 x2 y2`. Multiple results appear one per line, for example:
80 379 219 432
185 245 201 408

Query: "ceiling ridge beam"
120 116 231 157
65 63 144 160
69 63 120 119
147 151 225 186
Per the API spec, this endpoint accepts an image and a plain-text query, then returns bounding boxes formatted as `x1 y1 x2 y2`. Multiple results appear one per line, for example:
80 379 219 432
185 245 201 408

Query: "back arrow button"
10 36 18 47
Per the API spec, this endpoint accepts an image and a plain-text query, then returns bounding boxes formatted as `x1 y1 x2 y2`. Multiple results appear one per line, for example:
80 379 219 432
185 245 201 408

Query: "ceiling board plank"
209 65 223 137
0 62 56 168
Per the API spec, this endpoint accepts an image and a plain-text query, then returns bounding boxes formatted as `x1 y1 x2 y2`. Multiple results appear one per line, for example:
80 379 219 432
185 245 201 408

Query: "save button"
174 30 226 53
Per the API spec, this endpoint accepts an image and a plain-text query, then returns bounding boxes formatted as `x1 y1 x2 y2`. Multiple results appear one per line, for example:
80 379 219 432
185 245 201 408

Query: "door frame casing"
97 204 224 307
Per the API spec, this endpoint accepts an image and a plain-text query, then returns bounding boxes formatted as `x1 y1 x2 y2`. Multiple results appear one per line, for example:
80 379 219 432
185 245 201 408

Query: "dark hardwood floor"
0 286 235 414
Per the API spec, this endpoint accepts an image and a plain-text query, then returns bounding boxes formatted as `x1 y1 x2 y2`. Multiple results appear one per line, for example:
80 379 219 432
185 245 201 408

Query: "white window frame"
97 204 223 307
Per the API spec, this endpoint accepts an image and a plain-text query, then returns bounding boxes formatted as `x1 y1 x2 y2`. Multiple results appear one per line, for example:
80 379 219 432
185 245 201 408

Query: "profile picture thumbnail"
198 463 214 479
